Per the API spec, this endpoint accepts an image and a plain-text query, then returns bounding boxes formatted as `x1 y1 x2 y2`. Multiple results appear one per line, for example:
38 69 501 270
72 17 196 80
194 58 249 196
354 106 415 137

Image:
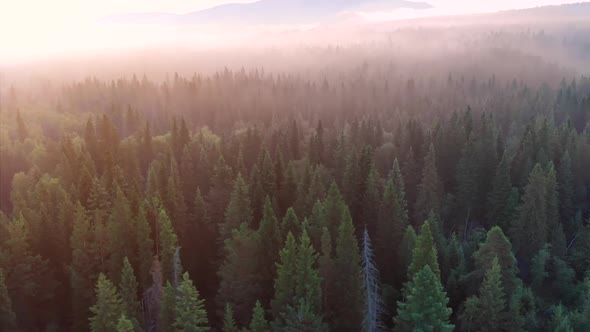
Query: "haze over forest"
1 1 590 332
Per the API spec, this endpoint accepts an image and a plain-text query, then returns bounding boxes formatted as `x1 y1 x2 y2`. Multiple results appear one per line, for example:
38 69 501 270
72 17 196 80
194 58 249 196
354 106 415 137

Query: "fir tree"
119 257 141 330
486 152 515 229
395 266 453 332
399 225 417 279
158 208 179 282
281 208 300 240
408 221 440 279
331 207 364 331
257 197 282 305
116 314 134 332
222 304 238 332
221 174 253 241
174 272 209 332
89 274 123 332
460 257 508 332
271 232 298 321
249 300 270 332
415 144 443 223
160 281 176 332
135 204 154 289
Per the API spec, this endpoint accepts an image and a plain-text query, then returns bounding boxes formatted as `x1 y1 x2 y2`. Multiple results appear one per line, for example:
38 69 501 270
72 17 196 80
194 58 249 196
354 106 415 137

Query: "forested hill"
1 32 590 332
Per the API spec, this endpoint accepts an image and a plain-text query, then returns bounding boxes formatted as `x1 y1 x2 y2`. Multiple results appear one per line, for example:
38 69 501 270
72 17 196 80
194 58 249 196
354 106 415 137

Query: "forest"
1 19 590 332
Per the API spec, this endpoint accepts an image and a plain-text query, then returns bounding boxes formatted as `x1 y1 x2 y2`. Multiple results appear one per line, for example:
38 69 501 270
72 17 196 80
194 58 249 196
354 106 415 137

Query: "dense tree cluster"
0 49 589 331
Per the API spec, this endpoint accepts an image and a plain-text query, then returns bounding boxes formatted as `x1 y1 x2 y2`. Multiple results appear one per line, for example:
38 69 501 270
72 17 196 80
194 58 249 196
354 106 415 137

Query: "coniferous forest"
1 13 590 332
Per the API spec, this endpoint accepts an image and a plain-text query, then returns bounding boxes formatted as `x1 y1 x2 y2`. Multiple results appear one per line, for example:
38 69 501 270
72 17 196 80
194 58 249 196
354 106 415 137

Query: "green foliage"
158 208 179 282
249 300 270 332
160 281 176 332
174 273 209 332
89 274 123 332
119 257 141 330
222 174 253 240
395 266 453 332
222 303 238 332
408 221 440 280
281 208 300 240
116 314 134 332
415 144 443 223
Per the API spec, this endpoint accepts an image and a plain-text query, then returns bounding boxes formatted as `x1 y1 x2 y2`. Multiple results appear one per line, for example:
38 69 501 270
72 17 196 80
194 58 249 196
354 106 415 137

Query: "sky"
0 0 576 63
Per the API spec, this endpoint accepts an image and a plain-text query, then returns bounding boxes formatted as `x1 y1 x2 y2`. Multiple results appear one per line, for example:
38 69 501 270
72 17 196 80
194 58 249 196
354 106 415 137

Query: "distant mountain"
103 0 433 24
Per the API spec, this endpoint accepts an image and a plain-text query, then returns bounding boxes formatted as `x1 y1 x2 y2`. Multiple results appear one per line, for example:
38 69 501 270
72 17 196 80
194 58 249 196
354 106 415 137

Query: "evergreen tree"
510 164 548 260
283 299 326 332
0 270 16 331
249 300 270 332
376 159 409 284
460 257 508 332
271 232 298 321
108 186 135 283
281 208 300 239
174 272 209 332
222 304 238 332
415 144 443 223
399 225 417 279
318 227 334 319
294 230 321 312
408 221 440 279
116 314 134 332
221 174 253 241
158 208 179 282
473 226 520 296
362 228 385 332
217 224 263 326
160 281 176 332
486 152 515 229
257 197 282 305
119 257 141 330
394 266 453 332
557 151 575 230
89 274 123 332
331 207 364 331
135 204 154 289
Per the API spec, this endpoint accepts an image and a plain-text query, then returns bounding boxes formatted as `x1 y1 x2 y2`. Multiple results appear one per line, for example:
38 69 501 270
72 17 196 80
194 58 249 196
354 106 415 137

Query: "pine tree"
222 304 238 332
510 164 548 260
257 197 282 305
473 226 519 295
119 257 141 330
415 144 443 223
408 221 440 279
294 230 322 312
174 272 209 332
0 270 16 331
361 165 381 234
160 281 176 332
116 314 134 332
281 208 300 239
221 174 253 241
283 299 326 332
460 257 508 332
158 208 178 282
376 159 409 284
331 207 364 331
395 266 453 332
108 186 135 283
249 300 270 332
486 152 515 229
217 224 263 326
272 232 298 321
136 204 154 289
89 274 123 332
399 225 417 279
557 151 575 230
318 227 334 320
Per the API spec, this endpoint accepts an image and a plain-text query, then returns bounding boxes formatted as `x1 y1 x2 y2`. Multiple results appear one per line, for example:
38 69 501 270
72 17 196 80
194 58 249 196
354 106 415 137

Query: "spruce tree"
557 151 575 230
281 208 300 239
399 225 417 279
257 197 282 305
158 208 178 283
510 164 548 260
222 304 238 332
119 257 141 330
249 300 270 332
271 232 298 320
116 314 134 332
135 204 154 289
408 221 440 280
473 226 519 295
108 186 134 283
415 144 443 223
221 174 253 241
331 207 364 331
160 281 176 332
294 230 321 312
174 272 209 332
460 257 508 332
394 265 453 332
486 152 515 229
89 274 123 332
